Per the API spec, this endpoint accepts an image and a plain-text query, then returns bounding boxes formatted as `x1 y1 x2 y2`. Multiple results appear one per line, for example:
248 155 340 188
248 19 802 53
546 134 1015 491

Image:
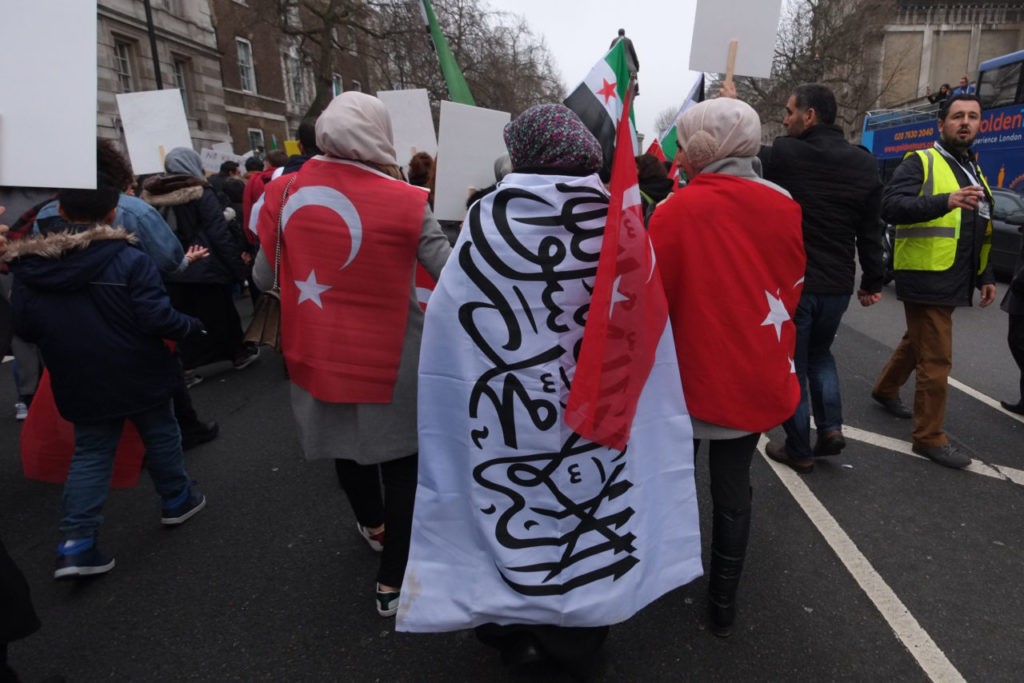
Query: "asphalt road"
2 283 1022 682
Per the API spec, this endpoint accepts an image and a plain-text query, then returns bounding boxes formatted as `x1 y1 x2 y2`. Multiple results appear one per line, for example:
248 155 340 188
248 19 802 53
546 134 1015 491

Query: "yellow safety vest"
894 148 992 273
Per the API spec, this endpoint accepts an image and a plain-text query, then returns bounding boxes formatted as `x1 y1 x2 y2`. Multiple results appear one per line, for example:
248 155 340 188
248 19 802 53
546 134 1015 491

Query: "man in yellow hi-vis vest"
871 94 997 469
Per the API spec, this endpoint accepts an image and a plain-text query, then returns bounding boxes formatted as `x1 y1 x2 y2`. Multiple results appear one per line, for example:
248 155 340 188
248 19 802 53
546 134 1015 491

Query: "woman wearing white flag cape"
398 104 702 672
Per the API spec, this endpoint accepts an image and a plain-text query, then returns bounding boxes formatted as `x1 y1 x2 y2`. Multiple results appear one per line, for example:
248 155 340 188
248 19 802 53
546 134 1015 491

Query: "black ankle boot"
708 505 751 638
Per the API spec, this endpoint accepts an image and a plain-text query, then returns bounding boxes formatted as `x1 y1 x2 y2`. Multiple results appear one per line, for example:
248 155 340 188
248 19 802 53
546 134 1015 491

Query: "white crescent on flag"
281 185 363 269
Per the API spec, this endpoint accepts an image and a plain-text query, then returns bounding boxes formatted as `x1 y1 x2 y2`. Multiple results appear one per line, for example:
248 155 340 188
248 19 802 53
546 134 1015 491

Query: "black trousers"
334 454 418 587
1009 313 1024 402
167 282 244 370
696 433 759 511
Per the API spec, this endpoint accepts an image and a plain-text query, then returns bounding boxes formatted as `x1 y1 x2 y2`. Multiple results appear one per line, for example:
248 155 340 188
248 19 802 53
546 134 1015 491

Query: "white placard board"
688 0 784 79
377 89 437 173
116 90 193 175
434 101 510 222
0 2 96 189
200 148 243 174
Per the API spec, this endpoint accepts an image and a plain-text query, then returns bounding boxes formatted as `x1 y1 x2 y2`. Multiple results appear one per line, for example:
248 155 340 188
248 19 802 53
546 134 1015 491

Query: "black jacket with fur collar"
5 226 202 422
142 174 247 285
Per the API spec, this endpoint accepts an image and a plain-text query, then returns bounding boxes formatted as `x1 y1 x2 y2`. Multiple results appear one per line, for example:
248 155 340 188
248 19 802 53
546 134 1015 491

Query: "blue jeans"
782 293 850 460
61 401 191 540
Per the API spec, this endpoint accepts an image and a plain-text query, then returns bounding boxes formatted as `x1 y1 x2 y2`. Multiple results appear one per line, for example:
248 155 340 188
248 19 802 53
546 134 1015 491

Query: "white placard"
116 90 194 175
0 2 97 189
434 101 510 222
200 148 243 174
377 89 437 173
688 0 784 79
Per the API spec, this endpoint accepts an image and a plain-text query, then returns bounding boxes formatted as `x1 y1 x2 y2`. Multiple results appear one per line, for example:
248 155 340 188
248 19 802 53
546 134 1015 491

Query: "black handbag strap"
272 176 296 293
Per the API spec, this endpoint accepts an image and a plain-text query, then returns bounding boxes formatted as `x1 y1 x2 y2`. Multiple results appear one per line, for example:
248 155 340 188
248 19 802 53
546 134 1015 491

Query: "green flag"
419 0 475 105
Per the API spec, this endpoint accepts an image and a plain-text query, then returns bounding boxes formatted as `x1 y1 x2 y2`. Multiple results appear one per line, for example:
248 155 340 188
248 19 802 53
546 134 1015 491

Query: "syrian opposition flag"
564 83 668 451
659 75 704 184
564 40 637 178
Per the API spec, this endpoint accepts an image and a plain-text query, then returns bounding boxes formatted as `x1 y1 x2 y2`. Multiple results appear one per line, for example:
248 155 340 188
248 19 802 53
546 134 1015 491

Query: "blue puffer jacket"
5 226 203 423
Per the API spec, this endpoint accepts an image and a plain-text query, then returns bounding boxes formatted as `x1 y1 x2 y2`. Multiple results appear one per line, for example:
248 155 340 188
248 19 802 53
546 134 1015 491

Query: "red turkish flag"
645 139 666 162
565 86 669 450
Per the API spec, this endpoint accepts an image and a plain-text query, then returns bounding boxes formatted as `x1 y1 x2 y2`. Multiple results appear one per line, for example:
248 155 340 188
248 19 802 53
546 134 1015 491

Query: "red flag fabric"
257 158 427 403
20 371 144 489
565 86 669 450
645 139 666 162
649 173 805 431
414 263 435 311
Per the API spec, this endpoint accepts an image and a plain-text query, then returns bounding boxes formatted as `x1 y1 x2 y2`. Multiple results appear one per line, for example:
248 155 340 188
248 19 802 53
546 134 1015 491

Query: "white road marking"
760 435 966 682
948 376 1024 425
841 426 1007 481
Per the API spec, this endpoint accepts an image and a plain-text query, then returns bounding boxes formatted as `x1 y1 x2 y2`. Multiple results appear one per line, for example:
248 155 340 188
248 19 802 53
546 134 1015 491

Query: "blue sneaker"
161 489 207 526
54 539 115 579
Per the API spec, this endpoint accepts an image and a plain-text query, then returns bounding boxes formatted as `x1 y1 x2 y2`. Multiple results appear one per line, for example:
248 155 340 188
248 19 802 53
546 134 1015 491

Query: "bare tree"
368 1 563 118
728 0 900 140
653 106 680 139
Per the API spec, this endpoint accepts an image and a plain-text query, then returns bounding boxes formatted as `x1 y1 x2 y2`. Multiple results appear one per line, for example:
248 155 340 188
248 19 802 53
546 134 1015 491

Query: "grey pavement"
1 285 1022 681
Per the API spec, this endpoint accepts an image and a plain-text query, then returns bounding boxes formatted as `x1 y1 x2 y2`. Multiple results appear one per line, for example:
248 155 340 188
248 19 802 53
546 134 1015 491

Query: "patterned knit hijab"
503 104 602 173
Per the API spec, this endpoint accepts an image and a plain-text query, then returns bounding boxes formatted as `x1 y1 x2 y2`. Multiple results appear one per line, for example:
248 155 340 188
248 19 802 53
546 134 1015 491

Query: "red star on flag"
597 79 618 104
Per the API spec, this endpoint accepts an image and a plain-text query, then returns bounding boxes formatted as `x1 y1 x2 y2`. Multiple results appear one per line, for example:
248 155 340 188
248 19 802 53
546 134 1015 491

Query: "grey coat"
253 204 451 464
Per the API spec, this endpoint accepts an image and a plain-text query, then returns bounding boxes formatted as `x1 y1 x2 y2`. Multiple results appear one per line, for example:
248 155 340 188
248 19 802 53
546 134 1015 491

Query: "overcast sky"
484 0 703 147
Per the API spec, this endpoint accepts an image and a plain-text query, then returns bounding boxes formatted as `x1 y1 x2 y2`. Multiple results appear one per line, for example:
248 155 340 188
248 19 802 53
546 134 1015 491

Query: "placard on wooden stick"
377 89 438 175
688 0 784 79
0 2 97 189
116 90 194 175
434 101 510 223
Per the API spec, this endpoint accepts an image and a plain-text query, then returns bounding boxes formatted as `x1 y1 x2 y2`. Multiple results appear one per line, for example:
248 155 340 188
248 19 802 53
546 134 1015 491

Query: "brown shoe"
813 429 846 457
764 442 814 474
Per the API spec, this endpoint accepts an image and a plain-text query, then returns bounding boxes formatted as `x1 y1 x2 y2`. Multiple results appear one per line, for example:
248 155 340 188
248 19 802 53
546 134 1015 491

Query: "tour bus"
862 49 1024 191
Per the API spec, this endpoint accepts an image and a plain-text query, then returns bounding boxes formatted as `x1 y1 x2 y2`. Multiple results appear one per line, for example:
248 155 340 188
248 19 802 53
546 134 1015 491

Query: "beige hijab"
315 92 401 178
675 98 761 174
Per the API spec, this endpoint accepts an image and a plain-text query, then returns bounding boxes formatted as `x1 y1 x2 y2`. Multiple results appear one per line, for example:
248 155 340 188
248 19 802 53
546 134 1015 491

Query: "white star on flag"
761 289 790 342
296 269 331 308
609 274 630 317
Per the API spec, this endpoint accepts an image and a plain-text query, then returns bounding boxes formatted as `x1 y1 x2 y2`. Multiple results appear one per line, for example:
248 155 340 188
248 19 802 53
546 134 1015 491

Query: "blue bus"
863 49 1024 191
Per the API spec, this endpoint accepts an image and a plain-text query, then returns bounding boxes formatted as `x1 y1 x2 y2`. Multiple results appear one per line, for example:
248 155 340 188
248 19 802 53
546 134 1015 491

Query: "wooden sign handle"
725 39 738 88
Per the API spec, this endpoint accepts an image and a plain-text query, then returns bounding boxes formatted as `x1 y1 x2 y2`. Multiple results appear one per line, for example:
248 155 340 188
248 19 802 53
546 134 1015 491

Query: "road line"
759 435 966 683
948 376 1024 425
842 426 1006 481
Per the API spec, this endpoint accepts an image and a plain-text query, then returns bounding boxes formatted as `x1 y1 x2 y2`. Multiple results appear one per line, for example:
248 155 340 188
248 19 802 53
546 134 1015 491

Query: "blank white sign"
377 89 438 175
689 0 784 79
0 2 97 189
434 101 510 222
117 90 194 175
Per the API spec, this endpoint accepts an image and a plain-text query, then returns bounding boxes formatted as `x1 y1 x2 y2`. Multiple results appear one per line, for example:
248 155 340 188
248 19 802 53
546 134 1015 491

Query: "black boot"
707 505 751 638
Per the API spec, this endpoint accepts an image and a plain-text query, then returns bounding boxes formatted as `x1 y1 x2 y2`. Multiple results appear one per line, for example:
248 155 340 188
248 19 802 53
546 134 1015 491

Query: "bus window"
978 62 1022 109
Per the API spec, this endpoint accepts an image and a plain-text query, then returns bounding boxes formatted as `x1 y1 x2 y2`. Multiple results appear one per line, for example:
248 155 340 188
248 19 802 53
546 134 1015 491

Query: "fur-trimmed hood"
141 173 205 207
5 225 137 293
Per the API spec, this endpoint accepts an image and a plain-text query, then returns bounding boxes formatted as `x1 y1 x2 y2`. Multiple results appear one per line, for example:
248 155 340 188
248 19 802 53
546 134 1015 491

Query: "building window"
284 52 306 105
163 0 183 13
172 57 192 114
332 73 343 97
247 128 265 154
350 79 362 92
236 38 256 93
113 40 135 93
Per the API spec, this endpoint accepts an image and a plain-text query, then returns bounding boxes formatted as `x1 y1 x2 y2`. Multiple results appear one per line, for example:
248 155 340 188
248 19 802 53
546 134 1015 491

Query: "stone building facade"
880 2 1024 107
97 0 230 150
